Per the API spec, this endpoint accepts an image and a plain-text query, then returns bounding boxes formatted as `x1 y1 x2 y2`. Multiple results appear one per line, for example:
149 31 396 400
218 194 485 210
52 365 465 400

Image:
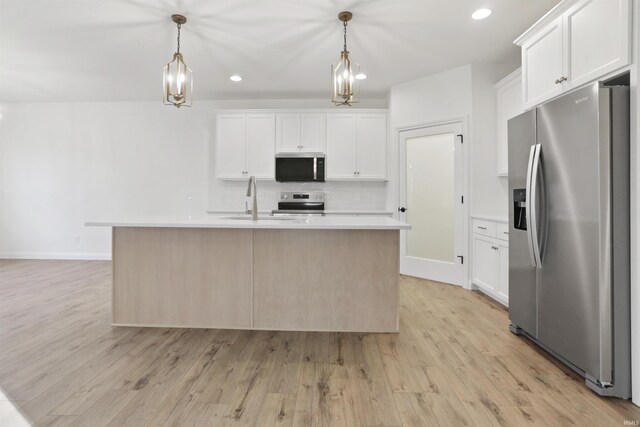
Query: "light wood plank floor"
1 260 639 426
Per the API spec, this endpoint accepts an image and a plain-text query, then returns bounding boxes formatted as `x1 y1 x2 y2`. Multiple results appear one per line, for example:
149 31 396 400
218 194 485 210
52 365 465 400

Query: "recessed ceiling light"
355 73 367 80
230 75 242 82
472 8 492 20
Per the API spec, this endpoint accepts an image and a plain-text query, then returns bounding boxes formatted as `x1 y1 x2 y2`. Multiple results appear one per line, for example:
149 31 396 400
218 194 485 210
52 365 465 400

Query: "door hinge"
457 255 464 264
461 195 464 204
456 134 464 143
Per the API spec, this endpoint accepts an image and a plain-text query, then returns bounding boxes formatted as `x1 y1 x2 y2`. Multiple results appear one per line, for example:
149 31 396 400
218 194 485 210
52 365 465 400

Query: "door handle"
525 144 537 268
313 158 317 181
530 143 543 269
398 207 407 213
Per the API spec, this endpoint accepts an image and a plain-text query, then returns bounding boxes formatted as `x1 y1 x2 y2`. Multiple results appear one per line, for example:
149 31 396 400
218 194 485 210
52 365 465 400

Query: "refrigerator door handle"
597 87 613 384
525 144 538 268
530 143 543 269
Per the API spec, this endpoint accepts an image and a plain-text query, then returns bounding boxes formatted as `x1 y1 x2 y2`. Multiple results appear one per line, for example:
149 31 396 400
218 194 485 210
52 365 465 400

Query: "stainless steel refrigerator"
508 82 630 398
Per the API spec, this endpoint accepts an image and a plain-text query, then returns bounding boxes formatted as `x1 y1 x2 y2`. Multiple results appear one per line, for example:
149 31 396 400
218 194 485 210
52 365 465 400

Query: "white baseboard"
470 280 509 307
0 252 111 261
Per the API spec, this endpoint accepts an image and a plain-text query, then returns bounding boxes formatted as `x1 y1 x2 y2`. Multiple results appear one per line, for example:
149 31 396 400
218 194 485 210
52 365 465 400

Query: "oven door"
275 156 324 182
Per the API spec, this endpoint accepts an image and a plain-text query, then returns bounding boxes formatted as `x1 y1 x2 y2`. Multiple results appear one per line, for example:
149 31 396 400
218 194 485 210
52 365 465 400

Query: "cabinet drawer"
496 223 509 242
472 219 496 238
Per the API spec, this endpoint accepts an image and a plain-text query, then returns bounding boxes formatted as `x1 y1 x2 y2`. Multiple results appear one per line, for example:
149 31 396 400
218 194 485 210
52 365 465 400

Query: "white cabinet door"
356 114 387 179
473 235 499 292
496 70 523 176
521 16 564 110
326 114 357 179
215 114 246 179
564 0 631 89
276 113 301 152
300 113 326 152
246 114 275 179
498 241 509 302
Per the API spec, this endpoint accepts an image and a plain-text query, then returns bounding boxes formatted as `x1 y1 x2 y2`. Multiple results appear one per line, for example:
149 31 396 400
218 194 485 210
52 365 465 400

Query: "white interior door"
398 122 465 285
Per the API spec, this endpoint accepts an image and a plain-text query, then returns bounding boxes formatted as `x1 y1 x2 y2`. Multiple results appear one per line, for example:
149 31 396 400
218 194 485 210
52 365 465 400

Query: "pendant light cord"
176 23 181 54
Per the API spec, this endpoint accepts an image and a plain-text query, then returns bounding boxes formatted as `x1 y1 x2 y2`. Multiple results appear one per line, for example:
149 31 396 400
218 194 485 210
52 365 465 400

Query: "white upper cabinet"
495 69 524 176
215 114 246 179
563 0 631 89
300 114 326 152
215 113 275 179
356 114 387 179
516 0 631 109
246 114 276 179
521 16 564 109
275 113 301 152
326 113 387 180
276 113 326 153
216 110 386 181
326 114 358 179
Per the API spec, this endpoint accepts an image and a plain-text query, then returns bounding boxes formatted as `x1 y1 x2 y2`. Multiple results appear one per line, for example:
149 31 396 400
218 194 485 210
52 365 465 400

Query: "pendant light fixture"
331 11 360 106
163 14 193 108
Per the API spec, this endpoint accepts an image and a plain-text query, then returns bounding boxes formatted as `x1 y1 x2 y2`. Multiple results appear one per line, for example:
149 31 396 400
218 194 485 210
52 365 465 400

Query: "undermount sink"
220 216 298 221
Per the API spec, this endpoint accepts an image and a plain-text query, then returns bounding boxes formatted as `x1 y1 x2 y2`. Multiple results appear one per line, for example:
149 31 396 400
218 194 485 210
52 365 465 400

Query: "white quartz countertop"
206 209 395 216
85 215 411 230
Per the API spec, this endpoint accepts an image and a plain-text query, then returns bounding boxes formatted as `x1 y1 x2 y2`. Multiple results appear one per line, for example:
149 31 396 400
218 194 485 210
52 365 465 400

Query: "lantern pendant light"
331 11 360 106
163 14 193 108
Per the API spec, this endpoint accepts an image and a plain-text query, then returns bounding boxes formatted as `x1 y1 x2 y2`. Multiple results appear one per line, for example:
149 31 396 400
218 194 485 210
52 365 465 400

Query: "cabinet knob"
398 207 407 213
555 76 567 84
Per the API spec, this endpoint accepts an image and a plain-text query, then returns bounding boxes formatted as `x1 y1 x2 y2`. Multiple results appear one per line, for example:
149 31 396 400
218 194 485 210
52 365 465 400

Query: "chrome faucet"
245 176 258 220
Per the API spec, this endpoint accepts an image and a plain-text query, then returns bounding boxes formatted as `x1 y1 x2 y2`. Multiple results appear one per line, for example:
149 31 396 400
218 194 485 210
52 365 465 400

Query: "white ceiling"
0 0 560 103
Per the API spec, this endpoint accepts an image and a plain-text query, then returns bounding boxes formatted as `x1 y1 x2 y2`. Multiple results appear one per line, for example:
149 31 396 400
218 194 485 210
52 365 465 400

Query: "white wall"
0 98 387 259
0 102 210 259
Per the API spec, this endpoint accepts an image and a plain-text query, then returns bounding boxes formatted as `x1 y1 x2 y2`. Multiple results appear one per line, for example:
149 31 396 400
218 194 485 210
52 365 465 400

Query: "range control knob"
281 194 288 199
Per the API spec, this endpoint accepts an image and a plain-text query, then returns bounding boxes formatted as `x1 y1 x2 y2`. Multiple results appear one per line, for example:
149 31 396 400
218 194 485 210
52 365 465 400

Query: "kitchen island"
86 215 410 332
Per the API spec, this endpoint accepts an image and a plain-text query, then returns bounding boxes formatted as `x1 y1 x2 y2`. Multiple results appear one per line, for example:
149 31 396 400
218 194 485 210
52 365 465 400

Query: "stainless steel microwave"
275 153 325 182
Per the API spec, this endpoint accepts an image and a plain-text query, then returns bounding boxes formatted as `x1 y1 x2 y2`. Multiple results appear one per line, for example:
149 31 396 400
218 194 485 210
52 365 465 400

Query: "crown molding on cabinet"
514 0 580 46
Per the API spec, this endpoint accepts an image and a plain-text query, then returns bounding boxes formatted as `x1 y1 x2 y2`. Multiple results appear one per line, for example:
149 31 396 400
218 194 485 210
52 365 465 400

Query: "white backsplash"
208 180 389 212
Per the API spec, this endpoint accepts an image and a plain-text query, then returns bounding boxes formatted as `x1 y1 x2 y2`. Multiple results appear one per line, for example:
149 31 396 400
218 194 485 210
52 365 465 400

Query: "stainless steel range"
272 192 325 216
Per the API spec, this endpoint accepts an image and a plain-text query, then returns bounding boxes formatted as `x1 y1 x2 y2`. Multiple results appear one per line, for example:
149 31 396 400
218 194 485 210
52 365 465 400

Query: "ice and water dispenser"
513 189 527 230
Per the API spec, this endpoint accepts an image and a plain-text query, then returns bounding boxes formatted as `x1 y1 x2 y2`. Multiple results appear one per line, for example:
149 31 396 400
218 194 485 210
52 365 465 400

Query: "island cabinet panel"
112 227 253 328
252 229 399 332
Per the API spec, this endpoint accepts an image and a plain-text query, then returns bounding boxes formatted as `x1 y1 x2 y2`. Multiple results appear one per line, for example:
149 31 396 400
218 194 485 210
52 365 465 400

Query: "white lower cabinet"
471 218 509 306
